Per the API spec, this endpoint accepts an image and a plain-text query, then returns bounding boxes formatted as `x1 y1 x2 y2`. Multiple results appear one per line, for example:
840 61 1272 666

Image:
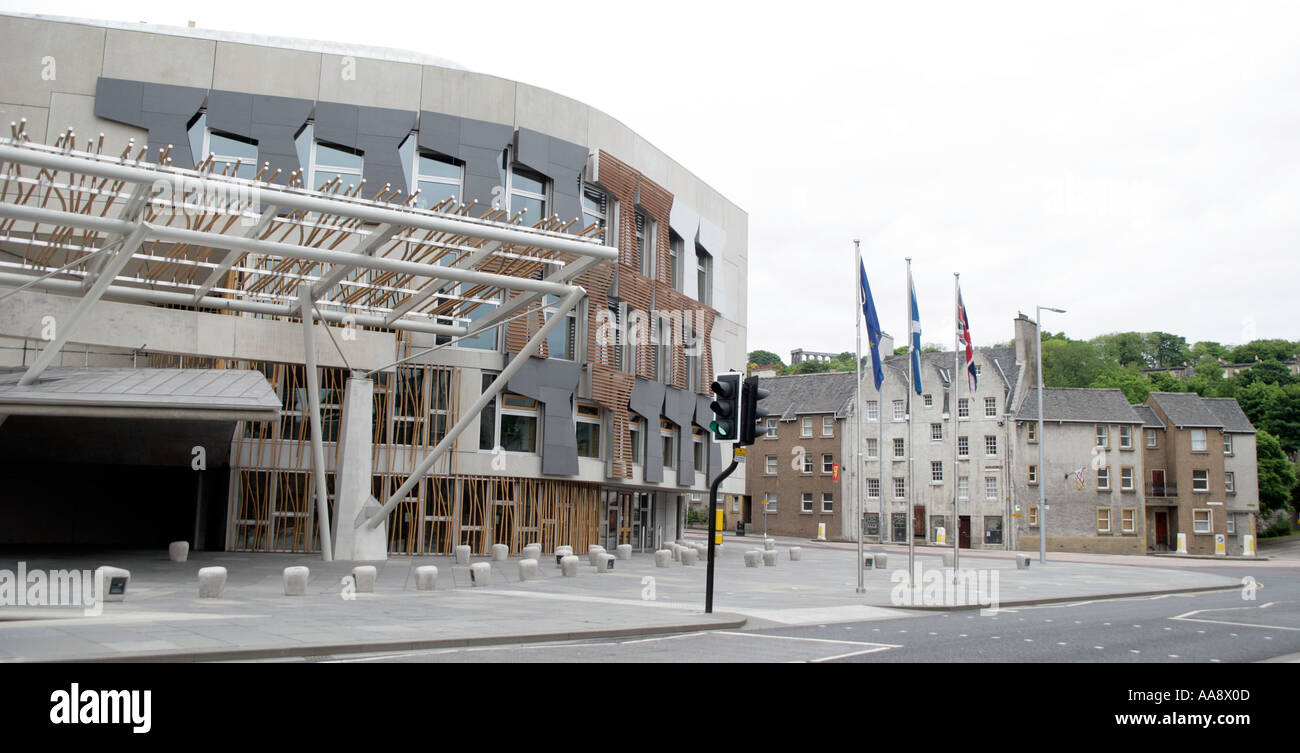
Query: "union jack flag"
956 285 977 392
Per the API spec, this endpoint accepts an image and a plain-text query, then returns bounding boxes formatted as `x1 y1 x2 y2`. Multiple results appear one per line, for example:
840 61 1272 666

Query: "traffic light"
739 375 771 446
709 373 741 444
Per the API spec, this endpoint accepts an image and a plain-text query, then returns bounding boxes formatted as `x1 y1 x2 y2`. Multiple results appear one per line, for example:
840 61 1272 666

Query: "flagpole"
906 257 915 586
854 240 865 594
953 273 960 574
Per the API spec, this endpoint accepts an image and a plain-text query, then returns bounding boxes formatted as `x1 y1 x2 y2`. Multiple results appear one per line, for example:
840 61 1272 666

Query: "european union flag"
859 260 885 391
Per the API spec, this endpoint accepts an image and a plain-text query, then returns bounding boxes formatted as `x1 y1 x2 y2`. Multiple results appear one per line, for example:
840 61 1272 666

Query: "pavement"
0 537 1261 662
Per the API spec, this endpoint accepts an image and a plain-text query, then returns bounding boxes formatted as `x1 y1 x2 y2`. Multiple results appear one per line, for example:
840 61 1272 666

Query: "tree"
1041 337 1107 388
1229 339 1299 364
1146 371 1187 394
1191 341 1230 361
1144 332 1191 368
1091 332 1148 368
1089 367 1150 404
1233 359 1296 388
1257 430 1297 515
1236 382 1300 454
748 350 784 368
893 346 909 356
790 359 831 375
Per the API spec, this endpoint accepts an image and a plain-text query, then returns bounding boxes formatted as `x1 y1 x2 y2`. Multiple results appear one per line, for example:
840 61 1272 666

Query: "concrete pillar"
332 377 387 561
455 545 472 565
681 548 698 566
744 550 761 567
283 566 309 596
762 550 778 567
789 547 802 561
587 545 607 566
671 544 683 562
875 553 888 569
655 549 672 568
764 538 775 551
197 567 226 598
518 559 539 581
492 543 509 561
470 562 491 586
595 553 615 573
415 565 438 591
352 565 377 593
522 544 541 562
560 555 580 577
616 544 633 561
555 545 573 566
168 541 189 562
1016 554 1031 569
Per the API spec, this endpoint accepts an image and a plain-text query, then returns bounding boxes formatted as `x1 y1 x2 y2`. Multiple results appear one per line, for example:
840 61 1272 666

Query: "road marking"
810 645 897 662
1171 610 1300 633
620 632 705 646
1130 650 1141 654
715 631 901 649
1094 646 1104 650
1057 642 1067 646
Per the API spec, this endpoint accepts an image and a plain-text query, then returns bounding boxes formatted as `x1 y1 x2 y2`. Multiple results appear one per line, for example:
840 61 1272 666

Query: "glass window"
668 231 683 291
931 423 942 441
765 494 777 513
1121 467 1134 490
312 139 364 191
1191 429 1206 452
1028 505 1039 526
543 294 576 361
414 152 461 210
189 114 259 180
1028 422 1037 442
636 210 655 277
802 493 813 513
984 435 997 456
1120 425 1133 449
695 244 711 305
1121 508 1136 533
984 397 997 417
893 400 906 421
500 412 537 453
1225 472 1235 493
985 476 998 500
867 478 880 499
662 432 675 469
984 516 1003 544
822 416 834 436
893 477 906 499
1146 429 1157 447
629 419 643 465
510 165 547 223
478 373 497 451
822 454 834 473
765 455 777 475
1192 469 1209 492
802 417 813 437
1223 434 1233 455
931 461 943 482
893 437 905 458
1097 508 1111 533
1028 464 1038 484
1097 466 1110 490
924 394 933 408
866 437 878 458
803 454 813 474
822 493 834 513
867 401 879 421
582 185 614 245
957 435 969 458
1096 425 1109 447
865 512 880 536
765 418 778 438
1193 509 1211 534
958 476 969 499
1227 514 1236 534
576 405 601 459
693 434 703 472
958 398 969 418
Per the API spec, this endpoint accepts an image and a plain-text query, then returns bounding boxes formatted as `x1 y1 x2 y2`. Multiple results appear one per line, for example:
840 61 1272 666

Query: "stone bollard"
762 550 778 567
455 545 472 565
694 543 709 559
352 565 377 594
197 567 227 598
168 541 189 562
283 566 309 596
744 550 762 567
415 565 438 591
655 549 672 568
875 553 888 569
764 538 776 552
862 554 875 569
527 541 541 552
1016 554 1031 570
588 545 607 567
492 544 509 562
95 566 131 603
789 547 803 561
518 559 539 581
941 551 955 568
681 548 699 566
671 544 683 562
470 562 492 586
616 544 633 561
556 545 574 566
522 544 541 562
595 553 615 573
561 555 580 577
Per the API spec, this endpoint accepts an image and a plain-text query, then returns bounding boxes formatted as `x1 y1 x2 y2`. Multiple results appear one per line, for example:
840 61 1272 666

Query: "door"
913 505 925 539
958 515 971 549
1155 512 1168 551
1151 469 1166 497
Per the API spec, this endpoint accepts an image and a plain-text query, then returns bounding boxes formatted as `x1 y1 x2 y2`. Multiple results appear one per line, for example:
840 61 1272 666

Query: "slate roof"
1015 388 1143 424
0 367 280 418
1132 404 1165 429
1202 398 1256 434
882 346 1020 395
756 370 859 420
1148 392 1222 429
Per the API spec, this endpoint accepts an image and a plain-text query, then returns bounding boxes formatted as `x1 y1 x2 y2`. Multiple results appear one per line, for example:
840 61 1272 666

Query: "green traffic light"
710 420 730 437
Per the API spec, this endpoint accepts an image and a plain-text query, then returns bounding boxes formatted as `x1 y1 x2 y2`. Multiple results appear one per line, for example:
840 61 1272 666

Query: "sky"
4 0 1297 360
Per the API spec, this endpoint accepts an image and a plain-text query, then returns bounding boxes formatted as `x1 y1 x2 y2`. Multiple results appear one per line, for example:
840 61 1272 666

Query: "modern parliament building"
0 13 749 558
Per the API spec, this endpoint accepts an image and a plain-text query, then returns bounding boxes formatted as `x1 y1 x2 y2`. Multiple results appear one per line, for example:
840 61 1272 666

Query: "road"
293 566 1298 663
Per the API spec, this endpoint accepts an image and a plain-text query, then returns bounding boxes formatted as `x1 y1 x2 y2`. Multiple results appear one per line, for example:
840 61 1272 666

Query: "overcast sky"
6 0 1297 360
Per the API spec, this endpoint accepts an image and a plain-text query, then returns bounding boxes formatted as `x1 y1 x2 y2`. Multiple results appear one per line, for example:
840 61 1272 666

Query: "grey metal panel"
547 136 588 225
92 78 143 126
505 355 581 476
0 367 279 415
95 78 207 170
629 377 666 484
250 94 314 184
663 386 696 486
416 110 460 158
313 101 415 196
206 90 252 137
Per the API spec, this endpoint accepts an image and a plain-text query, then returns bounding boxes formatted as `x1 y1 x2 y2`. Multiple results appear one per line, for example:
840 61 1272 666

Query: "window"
581 185 616 246
893 400 906 421
822 493 834 513
695 244 712 305
867 478 881 499
865 512 880 536
543 294 576 360
822 454 835 474
985 397 997 417
931 461 943 483
1146 429 1157 448
1223 434 1233 455
957 476 969 499
985 476 998 500
765 494 777 513
576 403 601 459
866 437 878 459
636 209 656 277
1095 425 1109 448
510 164 548 223
958 398 969 418
661 420 676 469
1028 465 1038 485
984 435 997 456
802 453 813 474
957 435 969 458
984 516 1004 544
924 394 933 408
684 330 701 394
480 390 539 454
693 431 704 471
1096 466 1110 490
188 113 260 180
1225 472 1235 494
1027 422 1037 443
478 373 499 451
765 418 778 438
652 314 672 382
802 493 814 513
629 418 643 465
931 423 943 441
668 231 683 291
311 139 364 192
1097 508 1111 533
1119 425 1133 449
893 437 905 458
823 416 834 436
1121 508 1136 534
893 477 906 499
1193 509 1211 534
1192 469 1209 492
1028 505 1039 527
1121 467 1135 491
1227 514 1236 534
1191 429 1207 452
801 417 813 437
407 144 462 210
765 455 777 475
867 401 879 421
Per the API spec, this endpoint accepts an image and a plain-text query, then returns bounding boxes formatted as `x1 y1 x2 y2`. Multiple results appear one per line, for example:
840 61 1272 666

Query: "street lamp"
1036 305 1066 565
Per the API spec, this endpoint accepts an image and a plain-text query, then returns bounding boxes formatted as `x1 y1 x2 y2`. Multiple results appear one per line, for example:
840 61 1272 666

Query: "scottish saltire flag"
907 267 922 395
859 261 885 391
956 285 977 392
1074 467 1086 491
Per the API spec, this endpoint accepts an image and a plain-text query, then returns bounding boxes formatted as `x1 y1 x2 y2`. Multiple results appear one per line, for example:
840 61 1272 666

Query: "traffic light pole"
705 448 740 614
